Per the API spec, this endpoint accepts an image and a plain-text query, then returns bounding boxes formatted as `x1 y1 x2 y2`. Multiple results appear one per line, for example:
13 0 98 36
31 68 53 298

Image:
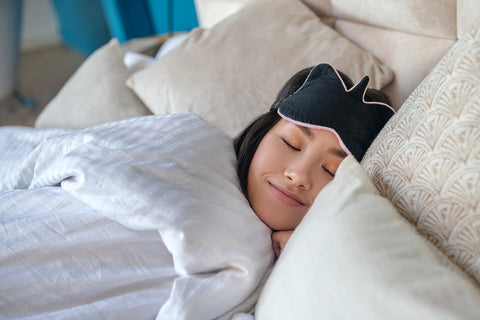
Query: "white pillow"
256 156 480 320
127 0 393 138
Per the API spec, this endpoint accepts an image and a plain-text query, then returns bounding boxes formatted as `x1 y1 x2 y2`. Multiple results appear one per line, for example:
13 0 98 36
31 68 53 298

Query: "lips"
269 183 305 207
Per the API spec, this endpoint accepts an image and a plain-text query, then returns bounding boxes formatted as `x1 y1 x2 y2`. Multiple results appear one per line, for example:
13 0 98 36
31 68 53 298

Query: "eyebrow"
296 125 313 137
328 148 348 159
296 125 348 158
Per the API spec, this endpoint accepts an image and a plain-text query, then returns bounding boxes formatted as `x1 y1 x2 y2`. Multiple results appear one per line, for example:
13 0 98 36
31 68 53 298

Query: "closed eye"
281 138 300 151
322 166 335 177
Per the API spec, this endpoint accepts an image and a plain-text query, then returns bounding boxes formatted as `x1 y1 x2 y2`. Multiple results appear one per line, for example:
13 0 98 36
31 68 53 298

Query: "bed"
2 0 480 319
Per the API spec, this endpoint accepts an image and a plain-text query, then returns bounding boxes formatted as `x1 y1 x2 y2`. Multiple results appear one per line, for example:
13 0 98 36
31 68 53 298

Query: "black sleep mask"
275 63 395 161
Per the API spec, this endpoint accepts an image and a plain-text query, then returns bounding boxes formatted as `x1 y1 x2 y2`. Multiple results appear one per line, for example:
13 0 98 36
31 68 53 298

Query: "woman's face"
247 119 347 230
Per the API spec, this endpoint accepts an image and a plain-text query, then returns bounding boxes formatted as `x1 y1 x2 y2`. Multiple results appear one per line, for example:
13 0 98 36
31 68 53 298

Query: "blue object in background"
52 0 198 56
52 0 111 56
101 0 198 43
100 0 153 42
147 0 199 35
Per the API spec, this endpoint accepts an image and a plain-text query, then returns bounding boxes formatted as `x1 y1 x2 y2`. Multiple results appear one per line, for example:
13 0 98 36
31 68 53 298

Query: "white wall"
20 0 60 51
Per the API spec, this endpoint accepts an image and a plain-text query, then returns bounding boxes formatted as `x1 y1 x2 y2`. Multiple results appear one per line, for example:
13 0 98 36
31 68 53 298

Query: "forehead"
275 119 330 139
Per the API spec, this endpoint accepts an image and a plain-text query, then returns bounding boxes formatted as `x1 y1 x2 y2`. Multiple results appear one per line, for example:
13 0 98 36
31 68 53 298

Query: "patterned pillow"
362 21 480 285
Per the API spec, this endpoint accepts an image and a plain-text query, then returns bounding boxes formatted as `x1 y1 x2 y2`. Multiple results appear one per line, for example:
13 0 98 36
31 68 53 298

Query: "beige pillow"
362 21 480 285
256 156 480 320
193 0 248 28
35 39 152 129
304 0 457 39
127 0 393 138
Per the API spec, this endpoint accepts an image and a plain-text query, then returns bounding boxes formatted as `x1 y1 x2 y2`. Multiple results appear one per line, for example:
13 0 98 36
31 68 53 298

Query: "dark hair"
233 67 391 199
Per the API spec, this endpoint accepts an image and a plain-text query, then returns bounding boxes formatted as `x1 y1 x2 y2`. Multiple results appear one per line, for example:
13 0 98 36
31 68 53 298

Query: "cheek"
311 175 333 198
255 136 279 162
246 148 264 208
309 158 343 197
248 136 281 181
247 138 278 225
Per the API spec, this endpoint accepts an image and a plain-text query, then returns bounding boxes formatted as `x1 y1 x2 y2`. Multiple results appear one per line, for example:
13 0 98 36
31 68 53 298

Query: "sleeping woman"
0 63 394 320
234 63 395 257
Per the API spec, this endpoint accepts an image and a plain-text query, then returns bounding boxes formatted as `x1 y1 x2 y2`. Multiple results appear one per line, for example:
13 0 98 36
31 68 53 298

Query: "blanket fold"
0 114 273 320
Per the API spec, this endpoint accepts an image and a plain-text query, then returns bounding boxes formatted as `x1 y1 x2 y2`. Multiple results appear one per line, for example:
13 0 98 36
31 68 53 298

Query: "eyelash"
323 167 335 177
281 138 300 151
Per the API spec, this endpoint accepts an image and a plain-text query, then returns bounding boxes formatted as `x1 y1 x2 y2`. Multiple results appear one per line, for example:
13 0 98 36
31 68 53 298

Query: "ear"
349 75 370 102
305 63 349 91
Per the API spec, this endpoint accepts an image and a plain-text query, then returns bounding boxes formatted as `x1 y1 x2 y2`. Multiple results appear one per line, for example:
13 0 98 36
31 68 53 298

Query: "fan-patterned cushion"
362 21 480 285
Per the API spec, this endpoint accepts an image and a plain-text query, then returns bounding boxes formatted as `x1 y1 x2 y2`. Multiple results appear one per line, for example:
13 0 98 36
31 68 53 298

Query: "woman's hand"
272 230 293 258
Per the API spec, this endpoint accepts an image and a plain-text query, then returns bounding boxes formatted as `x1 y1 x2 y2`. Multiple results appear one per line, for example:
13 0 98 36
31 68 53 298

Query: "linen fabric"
1 114 273 319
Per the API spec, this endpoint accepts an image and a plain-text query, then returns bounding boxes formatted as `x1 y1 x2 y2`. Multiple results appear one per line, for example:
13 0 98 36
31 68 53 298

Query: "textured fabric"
362 22 480 285
127 0 393 138
1 188 177 320
256 156 480 320
0 114 273 319
35 39 151 130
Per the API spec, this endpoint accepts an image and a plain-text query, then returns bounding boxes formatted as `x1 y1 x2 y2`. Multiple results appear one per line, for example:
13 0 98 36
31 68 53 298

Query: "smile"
269 183 305 207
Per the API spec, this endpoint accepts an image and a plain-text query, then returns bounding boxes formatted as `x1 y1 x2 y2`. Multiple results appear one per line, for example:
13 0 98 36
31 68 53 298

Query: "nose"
284 166 312 190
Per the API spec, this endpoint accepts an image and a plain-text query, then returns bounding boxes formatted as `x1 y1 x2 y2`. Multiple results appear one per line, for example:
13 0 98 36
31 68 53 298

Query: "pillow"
35 39 152 129
256 156 480 320
361 21 480 285
127 0 393 138
193 0 248 28
304 0 457 39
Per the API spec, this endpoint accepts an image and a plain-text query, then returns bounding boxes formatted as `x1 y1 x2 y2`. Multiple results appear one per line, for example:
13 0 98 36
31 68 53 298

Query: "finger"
273 240 281 258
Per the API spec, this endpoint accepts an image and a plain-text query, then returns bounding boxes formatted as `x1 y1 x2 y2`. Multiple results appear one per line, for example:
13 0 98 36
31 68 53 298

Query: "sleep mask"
275 63 395 161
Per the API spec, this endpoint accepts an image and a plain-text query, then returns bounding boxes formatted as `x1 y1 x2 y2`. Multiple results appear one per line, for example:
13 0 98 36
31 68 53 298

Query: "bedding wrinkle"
1 194 176 318
0 114 272 319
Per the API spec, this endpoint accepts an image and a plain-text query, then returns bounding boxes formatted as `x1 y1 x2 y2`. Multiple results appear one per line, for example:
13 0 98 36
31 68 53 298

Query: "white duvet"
0 114 273 319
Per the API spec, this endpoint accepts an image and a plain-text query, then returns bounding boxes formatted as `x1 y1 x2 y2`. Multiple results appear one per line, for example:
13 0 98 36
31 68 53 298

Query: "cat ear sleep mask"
274 63 395 161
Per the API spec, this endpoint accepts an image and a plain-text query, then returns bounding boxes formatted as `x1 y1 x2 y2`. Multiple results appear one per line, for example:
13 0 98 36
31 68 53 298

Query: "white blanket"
0 114 273 319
